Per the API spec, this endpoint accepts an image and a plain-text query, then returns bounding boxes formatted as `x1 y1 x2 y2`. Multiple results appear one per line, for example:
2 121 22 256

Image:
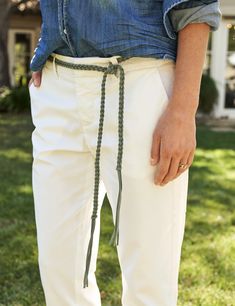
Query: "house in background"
208 0 235 118
7 3 41 87
6 0 235 118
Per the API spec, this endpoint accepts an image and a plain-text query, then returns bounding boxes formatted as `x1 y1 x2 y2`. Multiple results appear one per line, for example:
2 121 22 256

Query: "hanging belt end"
109 227 119 246
109 167 122 246
83 274 88 288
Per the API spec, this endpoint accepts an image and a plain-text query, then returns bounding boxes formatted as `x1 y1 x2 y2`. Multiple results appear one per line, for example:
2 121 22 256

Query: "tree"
0 0 38 87
0 0 11 87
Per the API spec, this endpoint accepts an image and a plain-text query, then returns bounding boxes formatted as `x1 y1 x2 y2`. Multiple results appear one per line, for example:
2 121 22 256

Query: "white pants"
29 53 189 306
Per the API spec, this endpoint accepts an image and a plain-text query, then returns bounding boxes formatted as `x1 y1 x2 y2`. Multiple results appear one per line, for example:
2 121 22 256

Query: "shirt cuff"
168 2 222 33
162 0 221 39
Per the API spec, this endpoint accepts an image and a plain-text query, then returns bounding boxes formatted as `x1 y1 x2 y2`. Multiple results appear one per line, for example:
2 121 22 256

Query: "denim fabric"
169 2 221 33
30 0 221 72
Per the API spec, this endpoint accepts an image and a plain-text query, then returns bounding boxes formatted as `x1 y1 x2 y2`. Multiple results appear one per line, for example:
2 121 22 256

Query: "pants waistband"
48 52 174 73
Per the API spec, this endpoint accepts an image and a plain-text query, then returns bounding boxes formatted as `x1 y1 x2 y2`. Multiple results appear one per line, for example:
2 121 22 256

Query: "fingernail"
150 158 156 166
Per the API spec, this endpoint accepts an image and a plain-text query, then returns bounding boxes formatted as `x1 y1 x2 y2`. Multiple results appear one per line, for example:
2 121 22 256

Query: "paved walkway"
196 115 235 132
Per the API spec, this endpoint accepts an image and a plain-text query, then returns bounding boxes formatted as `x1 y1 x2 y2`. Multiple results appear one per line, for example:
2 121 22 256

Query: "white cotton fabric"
29 54 189 306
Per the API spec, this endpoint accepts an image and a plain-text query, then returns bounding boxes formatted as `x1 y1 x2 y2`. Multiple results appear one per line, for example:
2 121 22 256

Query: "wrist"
166 98 198 119
167 91 199 117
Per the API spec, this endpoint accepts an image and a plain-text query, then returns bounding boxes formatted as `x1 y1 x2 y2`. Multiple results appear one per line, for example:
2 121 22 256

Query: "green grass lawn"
0 113 234 306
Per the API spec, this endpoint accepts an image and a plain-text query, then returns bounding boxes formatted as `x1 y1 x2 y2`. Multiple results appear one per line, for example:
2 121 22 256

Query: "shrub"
0 86 30 113
199 74 219 114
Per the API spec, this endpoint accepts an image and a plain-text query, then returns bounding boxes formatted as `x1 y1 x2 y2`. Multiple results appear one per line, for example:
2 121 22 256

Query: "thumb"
32 70 42 87
150 133 161 166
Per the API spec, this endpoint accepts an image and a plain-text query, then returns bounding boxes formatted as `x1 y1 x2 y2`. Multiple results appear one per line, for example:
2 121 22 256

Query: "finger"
174 155 190 179
176 149 195 179
160 156 181 185
32 70 42 87
150 132 161 166
154 142 171 185
187 149 195 167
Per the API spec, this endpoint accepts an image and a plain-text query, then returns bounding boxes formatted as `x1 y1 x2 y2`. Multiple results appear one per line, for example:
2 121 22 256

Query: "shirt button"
63 28 67 35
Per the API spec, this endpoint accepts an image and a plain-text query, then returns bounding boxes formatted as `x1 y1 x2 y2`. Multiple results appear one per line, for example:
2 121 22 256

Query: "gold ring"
178 162 187 169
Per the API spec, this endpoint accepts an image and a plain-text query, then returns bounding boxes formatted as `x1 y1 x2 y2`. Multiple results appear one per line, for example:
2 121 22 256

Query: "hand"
150 104 196 186
28 70 42 88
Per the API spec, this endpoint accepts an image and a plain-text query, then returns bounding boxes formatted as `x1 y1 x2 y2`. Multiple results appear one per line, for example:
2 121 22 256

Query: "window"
225 23 235 109
203 32 212 76
14 33 32 86
8 30 34 87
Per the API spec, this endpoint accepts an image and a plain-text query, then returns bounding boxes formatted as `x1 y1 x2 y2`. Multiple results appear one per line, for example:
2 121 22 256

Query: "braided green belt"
48 54 130 288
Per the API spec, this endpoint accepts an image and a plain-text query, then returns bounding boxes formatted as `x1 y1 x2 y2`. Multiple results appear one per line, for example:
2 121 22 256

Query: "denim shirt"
30 0 221 71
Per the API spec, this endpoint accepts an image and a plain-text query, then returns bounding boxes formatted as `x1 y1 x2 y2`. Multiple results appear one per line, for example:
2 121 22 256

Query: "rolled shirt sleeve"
162 0 222 39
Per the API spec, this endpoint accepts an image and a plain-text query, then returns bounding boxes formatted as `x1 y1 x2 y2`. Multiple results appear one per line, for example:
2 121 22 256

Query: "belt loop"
53 56 59 78
108 56 120 65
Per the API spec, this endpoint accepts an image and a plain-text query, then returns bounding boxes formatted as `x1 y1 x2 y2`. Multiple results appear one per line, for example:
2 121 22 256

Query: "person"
28 1 221 305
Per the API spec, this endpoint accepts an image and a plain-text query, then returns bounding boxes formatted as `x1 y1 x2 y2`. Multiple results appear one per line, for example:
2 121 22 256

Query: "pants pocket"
121 65 173 179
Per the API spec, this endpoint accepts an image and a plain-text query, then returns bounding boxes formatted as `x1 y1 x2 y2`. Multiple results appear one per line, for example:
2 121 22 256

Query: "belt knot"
106 62 119 77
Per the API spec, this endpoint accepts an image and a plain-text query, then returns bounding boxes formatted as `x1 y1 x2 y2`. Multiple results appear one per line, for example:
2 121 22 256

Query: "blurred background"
0 1 234 306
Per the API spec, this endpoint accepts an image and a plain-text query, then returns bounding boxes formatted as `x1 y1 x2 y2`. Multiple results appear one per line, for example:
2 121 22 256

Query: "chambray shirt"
30 0 222 72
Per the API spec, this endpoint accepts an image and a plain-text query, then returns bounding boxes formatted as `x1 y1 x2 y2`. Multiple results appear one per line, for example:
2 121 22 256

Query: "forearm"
168 23 210 117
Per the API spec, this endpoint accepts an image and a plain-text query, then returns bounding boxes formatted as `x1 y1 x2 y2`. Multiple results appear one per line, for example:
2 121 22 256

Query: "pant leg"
98 58 189 306
29 60 105 306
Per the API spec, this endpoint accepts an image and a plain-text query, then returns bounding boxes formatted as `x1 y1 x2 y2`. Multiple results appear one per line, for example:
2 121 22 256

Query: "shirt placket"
57 0 77 56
